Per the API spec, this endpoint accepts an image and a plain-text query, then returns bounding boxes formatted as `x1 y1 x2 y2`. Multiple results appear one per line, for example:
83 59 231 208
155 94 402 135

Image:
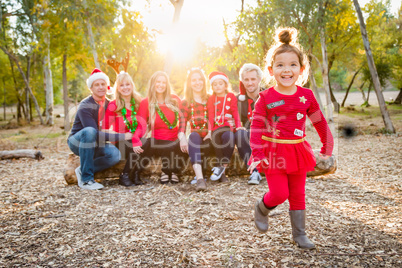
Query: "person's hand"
203 132 211 141
227 118 235 128
179 136 188 154
133 146 144 154
319 153 330 160
247 159 269 174
236 127 246 131
125 132 133 140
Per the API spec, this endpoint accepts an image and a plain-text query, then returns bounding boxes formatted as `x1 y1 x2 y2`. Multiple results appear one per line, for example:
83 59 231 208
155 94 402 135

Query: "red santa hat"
209 71 229 85
86 68 111 93
238 81 246 101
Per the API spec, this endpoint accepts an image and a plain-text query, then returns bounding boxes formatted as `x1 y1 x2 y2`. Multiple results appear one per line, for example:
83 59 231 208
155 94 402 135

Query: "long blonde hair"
263 27 310 87
147 71 179 128
184 68 209 106
113 72 142 114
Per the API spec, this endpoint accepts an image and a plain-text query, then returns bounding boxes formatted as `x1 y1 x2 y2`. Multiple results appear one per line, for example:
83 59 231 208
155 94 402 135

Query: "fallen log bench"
63 149 336 185
0 150 44 160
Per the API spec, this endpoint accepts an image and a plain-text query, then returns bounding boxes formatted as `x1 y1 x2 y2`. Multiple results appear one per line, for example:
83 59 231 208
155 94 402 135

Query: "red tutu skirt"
255 140 316 174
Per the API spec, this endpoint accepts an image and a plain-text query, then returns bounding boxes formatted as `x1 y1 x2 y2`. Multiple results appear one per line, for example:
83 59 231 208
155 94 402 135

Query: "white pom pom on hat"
238 81 246 101
86 68 111 93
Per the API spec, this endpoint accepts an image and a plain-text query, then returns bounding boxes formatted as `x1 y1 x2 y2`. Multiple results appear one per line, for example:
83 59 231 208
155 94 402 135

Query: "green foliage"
1 0 400 124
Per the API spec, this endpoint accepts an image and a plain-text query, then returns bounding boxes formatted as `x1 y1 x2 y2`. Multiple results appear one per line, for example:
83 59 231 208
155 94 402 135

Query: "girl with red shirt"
206 71 244 182
248 28 334 249
104 72 144 187
137 71 188 184
181 68 212 191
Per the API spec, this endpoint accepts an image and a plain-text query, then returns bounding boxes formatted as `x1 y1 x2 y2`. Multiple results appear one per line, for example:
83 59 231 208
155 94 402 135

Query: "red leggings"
263 172 307 210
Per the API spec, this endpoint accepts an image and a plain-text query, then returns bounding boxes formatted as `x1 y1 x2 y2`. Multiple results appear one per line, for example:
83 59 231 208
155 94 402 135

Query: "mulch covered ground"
0 121 401 267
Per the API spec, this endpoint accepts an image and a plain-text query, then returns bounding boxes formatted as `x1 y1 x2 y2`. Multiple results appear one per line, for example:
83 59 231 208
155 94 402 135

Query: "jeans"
67 127 121 183
141 138 188 175
188 132 212 165
211 127 235 165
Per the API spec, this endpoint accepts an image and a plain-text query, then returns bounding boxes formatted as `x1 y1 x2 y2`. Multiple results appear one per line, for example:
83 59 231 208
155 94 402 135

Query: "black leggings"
116 138 148 174
141 138 188 175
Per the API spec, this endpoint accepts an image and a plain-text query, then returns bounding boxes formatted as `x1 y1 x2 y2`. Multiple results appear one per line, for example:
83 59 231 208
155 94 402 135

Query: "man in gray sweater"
68 69 132 190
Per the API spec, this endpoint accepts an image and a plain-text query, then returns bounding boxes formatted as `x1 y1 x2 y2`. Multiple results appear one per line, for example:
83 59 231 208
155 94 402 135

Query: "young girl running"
137 71 188 184
181 68 212 191
207 71 244 182
248 28 334 249
103 72 145 186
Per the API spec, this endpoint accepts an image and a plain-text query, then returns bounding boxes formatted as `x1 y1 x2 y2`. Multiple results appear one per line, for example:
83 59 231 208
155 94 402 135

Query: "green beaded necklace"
155 103 179 129
121 98 138 133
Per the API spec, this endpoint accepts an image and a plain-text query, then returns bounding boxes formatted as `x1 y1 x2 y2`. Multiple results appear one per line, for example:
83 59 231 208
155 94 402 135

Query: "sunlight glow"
155 23 197 62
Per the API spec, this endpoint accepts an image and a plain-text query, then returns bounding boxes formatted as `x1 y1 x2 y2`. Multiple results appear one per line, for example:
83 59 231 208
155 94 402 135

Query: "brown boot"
254 199 276 233
195 178 207 191
219 173 229 183
289 210 315 249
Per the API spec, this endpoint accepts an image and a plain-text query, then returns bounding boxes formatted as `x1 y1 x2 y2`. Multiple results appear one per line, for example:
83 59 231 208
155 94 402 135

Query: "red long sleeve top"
181 99 210 138
207 92 241 132
103 100 145 147
137 94 185 141
250 86 334 162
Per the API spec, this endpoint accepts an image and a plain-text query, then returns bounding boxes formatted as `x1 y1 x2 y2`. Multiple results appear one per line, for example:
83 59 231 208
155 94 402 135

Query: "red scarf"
98 99 105 130
247 99 254 121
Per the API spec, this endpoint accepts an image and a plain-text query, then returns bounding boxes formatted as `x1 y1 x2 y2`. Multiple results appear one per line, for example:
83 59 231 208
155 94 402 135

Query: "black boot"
131 170 144 185
119 173 135 187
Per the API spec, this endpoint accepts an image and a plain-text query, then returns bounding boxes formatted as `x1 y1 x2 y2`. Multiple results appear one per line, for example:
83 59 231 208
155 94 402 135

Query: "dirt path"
0 126 401 267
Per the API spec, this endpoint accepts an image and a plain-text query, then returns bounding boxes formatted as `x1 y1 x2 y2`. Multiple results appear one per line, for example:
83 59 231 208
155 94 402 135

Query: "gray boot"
254 199 276 233
289 210 315 249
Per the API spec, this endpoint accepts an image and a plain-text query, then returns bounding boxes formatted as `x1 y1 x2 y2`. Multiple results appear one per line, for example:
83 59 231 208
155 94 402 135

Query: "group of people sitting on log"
67 28 334 249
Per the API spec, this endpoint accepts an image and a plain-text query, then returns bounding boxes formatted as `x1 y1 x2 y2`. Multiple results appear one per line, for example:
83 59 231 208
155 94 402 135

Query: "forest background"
0 0 401 131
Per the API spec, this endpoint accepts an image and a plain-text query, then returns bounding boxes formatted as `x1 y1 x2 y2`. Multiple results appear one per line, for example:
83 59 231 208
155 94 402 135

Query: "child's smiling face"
268 52 304 91
212 79 227 96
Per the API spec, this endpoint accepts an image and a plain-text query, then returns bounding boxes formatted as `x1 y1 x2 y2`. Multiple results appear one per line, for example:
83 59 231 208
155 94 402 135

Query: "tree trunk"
63 54 70 132
2 77 5 121
394 88 402 104
309 64 324 111
341 68 361 107
82 0 100 68
358 80 367 102
362 81 372 107
0 149 44 160
318 5 334 127
25 88 30 123
25 55 31 123
0 46 44 124
328 78 340 113
44 33 54 125
353 0 395 133
163 0 185 75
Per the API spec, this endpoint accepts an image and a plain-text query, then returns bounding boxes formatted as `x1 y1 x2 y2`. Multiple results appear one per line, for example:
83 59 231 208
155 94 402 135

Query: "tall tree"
82 0 100 68
318 1 334 125
163 0 184 75
352 0 395 133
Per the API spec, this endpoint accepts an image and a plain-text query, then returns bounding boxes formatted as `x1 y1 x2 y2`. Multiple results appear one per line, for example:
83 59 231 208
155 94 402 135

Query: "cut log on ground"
63 150 337 185
0 150 44 160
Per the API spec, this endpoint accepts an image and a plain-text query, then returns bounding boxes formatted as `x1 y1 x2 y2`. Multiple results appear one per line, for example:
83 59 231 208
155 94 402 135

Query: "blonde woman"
137 71 188 184
104 72 145 186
